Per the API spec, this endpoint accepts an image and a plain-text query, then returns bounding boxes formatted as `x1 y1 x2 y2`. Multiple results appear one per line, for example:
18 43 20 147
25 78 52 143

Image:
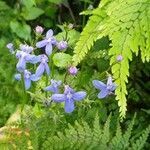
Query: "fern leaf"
131 125 150 150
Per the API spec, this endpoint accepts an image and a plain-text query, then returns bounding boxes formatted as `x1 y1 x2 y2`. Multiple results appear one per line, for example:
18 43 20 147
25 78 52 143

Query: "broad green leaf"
56 30 80 47
53 53 72 68
22 0 36 9
10 21 31 41
48 0 64 4
22 7 44 20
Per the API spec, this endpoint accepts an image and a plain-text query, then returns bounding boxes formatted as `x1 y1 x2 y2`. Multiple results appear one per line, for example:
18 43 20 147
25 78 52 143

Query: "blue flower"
51 85 86 113
36 29 56 56
35 54 50 77
6 43 15 54
92 76 116 99
44 79 62 93
19 44 34 53
16 51 39 72
23 70 40 90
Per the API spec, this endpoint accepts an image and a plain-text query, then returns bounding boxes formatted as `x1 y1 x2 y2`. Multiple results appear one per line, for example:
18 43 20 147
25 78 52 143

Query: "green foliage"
41 114 150 150
53 53 72 68
72 0 150 119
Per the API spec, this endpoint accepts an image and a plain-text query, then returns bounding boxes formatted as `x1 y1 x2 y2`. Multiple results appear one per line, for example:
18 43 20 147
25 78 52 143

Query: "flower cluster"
7 28 69 90
7 25 117 113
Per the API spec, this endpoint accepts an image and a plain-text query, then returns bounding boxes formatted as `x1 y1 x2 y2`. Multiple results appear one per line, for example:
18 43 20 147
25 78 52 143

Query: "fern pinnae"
131 125 150 150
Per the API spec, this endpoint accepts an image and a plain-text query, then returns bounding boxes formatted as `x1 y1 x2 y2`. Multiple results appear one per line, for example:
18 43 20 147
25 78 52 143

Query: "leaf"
22 7 44 20
48 0 64 4
22 0 36 9
10 21 31 41
56 30 80 47
53 53 72 68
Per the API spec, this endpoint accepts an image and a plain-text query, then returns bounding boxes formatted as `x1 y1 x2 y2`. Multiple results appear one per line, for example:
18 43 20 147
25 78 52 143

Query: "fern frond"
72 1 110 66
73 0 150 119
131 125 150 150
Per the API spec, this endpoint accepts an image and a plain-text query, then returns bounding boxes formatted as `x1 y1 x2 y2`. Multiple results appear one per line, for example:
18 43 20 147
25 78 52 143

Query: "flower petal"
98 90 109 99
36 40 47 48
65 99 74 113
45 63 50 75
30 74 40 81
45 43 52 56
35 63 45 77
24 78 31 90
51 94 65 102
92 80 106 90
46 29 53 38
44 85 58 93
16 57 26 72
73 91 86 101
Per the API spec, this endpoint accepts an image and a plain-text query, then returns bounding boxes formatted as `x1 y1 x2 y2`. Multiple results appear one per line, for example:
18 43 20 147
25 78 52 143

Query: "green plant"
72 0 150 119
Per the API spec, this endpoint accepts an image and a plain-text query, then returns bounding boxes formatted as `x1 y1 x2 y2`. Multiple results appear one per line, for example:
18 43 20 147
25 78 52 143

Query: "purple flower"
116 55 123 62
35 25 44 34
36 29 56 56
23 70 40 90
35 54 50 77
16 51 39 72
92 76 116 99
44 79 62 93
68 66 78 75
6 43 14 54
57 41 68 50
14 73 21 81
20 44 34 53
51 85 86 113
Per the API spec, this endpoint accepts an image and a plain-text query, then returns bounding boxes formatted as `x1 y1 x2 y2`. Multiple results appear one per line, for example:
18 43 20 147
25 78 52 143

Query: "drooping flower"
35 54 50 77
51 85 86 113
44 79 62 93
57 41 68 50
6 43 14 54
68 66 78 75
36 29 56 55
16 51 39 72
92 76 116 99
23 70 40 90
35 25 44 34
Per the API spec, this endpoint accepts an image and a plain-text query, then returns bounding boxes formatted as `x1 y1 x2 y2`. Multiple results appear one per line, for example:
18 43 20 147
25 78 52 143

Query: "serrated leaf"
10 21 31 41
22 7 44 20
53 53 72 68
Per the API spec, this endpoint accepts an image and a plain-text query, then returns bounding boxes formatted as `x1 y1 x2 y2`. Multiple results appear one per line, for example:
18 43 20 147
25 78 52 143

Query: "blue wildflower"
92 76 116 99
57 41 68 50
23 70 40 90
51 85 86 113
35 54 50 77
44 79 62 93
6 43 15 54
16 51 39 72
36 29 56 56
20 44 34 53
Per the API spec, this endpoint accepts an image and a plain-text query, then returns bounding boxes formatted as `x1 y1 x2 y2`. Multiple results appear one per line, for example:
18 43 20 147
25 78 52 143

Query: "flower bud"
68 66 78 75
35 25 44 34
116 55 123 62
14 74 21 81
57 41 68 50
6 43 14 54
